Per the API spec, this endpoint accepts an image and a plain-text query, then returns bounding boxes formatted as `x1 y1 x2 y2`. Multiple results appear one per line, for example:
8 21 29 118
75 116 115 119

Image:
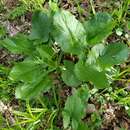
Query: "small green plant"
113 0 130 23
0 65 15 101
8 0 45 20
0 25 6 39
8 4 28 20
12 101 56 130
0 6 129 129
20 0 44 10
0 0 5 12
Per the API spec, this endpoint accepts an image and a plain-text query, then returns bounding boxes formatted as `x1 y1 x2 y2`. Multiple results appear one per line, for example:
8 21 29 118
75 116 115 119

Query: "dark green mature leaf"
74 61 109 88
84 12 114 45
53 9 86 55
30 10 52 42
15 75 52 99
77 122 89 130
10 60 44 83
98 43 129 67
62 60 81 87
2 34 34 55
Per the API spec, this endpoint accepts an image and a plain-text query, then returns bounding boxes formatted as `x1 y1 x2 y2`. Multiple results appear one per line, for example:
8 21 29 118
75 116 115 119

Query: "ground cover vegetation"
0 0 130 130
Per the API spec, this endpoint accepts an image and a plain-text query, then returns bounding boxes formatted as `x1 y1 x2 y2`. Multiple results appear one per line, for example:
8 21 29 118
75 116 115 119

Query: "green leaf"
64 92 85 120
36 44 54 60
63 89 86 129
74 61 109 88
84 12 114 45
53 9 86 54
72 119 79 130
0 25 6 38
2 34 34 55
10 60 44 83
62 112 70 129
30 11 52 42
98 43 129 67
15 75 52 99
127 21 130 30
87 44 105 64
62 60 81 87
77 85 89 102
36 44 57 67
77 122 89 130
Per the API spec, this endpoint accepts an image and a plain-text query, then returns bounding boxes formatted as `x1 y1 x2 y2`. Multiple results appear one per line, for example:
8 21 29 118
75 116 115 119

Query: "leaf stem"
90 0 96 15
52 86 59 109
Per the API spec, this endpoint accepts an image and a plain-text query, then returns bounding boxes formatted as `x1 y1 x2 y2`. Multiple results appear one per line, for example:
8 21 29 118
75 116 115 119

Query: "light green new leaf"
2 34 34 55
62 60 81 87
87 44 105 64
62 111 70 129
63 90 85 129
74 61 109 88
84 12 114 45
53 9 86 55
77 86 89 102
10 60 44 83
36 44 57 67
36 44 54 60
15 75 52 99
64 93 84 120
72 119 79 130
98 43 129 67
30 11 52 42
